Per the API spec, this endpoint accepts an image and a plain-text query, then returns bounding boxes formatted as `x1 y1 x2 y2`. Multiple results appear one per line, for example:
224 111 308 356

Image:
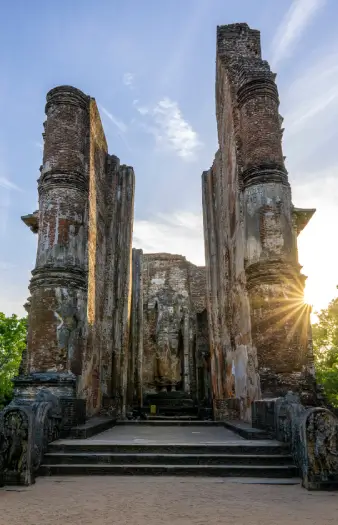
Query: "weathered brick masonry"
21 86 134 418
129 252 210 405
202 24 316 420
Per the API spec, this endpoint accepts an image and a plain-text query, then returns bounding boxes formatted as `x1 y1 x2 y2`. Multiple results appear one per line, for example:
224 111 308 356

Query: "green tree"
312 296 338 407
0 313 27 407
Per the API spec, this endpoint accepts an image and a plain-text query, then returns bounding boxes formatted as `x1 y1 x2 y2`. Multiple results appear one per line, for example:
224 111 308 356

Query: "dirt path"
1 476 337 525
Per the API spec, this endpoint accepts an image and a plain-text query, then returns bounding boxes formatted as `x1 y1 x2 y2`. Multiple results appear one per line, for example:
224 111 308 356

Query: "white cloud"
135 98 202 161
99 105 127 134
123 72 134 87
133 100 149 115
137 106 149 116
133 211 204 265
0 176 21 192
271 0 325 67
153 98 202 160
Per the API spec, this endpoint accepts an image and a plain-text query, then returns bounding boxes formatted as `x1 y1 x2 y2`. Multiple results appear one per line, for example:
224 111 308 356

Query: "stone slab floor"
57 424 245 445
1 476 337 525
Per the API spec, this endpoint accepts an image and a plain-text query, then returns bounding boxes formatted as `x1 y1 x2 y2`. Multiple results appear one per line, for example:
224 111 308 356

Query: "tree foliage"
312 296 338 407
0 312 27 407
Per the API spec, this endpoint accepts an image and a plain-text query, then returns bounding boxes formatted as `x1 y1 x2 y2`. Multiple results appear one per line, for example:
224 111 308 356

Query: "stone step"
223 420 272 440
118 420 223 426
220 478 301 485
39 463 299 478
145 407 199 416
44 452 294 466
69 416 117 439
145 414 200 420
48 441 290 455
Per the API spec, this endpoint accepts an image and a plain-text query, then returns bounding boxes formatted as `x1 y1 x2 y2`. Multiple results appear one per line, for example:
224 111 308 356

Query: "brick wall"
28 86 89 377
132 253 208 400
202 24 315 420
24 86 135 419
78 98 108 415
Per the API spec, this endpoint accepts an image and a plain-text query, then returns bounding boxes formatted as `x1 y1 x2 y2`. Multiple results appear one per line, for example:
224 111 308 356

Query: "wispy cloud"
0 179 11 237
0 261 16 271
123 72 135 87
0 176 21 191
135 98 202 161
156 1 210 91
136 106 149 116
133 99 150 115
283 51 338 137
271 0 325 67
99 104 127 134
280 47 338 178
153 98 202 159
133 211 204 264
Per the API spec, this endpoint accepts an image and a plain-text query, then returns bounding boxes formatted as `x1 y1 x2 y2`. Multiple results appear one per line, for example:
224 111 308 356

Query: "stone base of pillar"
12 372 86 433
12 372 76 399
213 398 241 421
259 370 317 404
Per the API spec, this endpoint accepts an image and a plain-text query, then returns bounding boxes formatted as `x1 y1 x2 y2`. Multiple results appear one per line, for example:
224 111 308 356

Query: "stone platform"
89 423 241 443
39 423 299 480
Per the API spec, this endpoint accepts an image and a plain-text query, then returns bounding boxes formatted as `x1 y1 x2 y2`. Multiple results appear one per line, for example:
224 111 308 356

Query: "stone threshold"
69 415 117 439
223 420 273 440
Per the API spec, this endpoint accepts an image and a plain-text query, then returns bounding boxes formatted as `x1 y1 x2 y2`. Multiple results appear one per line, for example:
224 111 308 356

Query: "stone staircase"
39 422 299 480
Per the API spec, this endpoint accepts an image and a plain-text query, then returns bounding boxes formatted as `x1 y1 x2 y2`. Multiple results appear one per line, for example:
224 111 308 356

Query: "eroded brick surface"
23 86 135 417
202 24 315 420
129 253 210 403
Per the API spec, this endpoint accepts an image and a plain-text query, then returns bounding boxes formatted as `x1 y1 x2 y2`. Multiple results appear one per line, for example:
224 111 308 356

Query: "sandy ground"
1 476 337 525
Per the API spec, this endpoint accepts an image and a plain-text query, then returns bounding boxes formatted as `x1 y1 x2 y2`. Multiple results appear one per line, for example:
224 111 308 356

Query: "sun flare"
297 211 338 319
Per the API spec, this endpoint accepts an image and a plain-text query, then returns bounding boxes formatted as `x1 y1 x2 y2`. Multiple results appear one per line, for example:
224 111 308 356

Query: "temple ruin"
18 24 316 425
2 22 338 492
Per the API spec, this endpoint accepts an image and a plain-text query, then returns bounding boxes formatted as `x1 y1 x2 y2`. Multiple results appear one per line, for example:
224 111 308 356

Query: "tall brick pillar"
202 24 316 417
233 31 311 397
16 87 89 410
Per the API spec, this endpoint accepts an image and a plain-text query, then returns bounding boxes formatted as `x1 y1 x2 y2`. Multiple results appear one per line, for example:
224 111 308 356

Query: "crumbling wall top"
217 23 261 60
46 85 89 112
143 253 188 262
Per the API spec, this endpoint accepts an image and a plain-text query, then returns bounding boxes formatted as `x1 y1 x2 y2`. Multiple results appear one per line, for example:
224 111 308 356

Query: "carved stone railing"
0 390 62 486
253 392 338 490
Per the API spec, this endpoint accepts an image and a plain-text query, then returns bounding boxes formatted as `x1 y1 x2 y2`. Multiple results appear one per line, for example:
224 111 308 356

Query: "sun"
303 281 315 309
297 215 338 318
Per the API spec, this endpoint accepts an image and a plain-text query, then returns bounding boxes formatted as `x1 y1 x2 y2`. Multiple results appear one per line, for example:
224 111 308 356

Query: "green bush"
312 296 338 407
0 313 27 408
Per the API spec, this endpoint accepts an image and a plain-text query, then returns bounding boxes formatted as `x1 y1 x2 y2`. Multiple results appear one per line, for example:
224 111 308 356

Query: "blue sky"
1 0 337 316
